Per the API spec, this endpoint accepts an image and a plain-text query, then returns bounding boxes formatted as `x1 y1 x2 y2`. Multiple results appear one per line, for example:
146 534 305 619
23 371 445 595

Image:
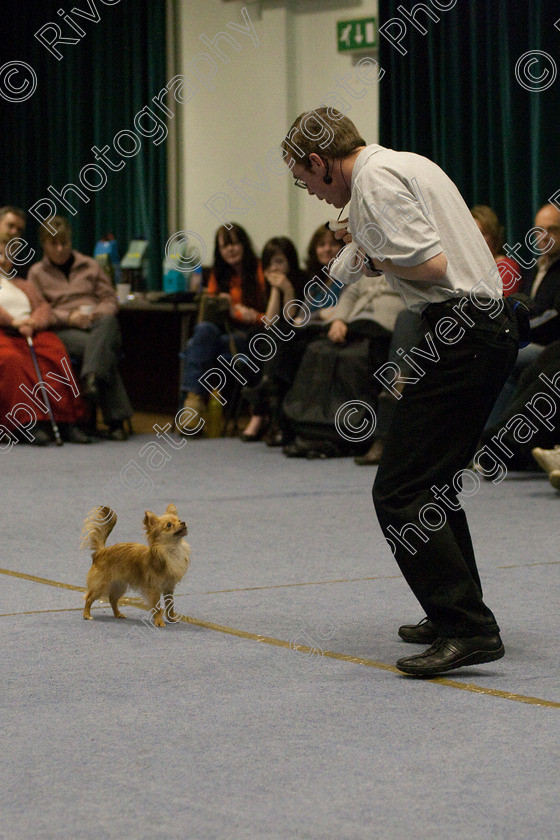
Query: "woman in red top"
178 223 267 432
0 242 89 446
470 205 521 296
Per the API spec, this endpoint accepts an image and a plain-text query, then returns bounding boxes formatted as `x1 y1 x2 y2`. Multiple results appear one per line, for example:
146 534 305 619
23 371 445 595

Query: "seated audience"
480 338 560 471
325 273 404 364
521 203 560 344
242 225 344 446
241 236 305 441
0 240 89 445
0 205 26 245
470 205 521 295
28 216 132 441
531 445 560 490
177 223 267 433
486 202 560 428
281 272 406 459
353 308 425 466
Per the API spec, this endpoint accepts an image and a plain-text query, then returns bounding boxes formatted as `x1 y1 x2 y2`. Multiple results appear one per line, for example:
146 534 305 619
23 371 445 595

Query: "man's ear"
308 153 325 173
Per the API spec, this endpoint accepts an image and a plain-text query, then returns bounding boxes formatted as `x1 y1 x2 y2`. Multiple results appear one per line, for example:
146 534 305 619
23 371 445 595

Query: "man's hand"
366 252 448 283
332 219 351 245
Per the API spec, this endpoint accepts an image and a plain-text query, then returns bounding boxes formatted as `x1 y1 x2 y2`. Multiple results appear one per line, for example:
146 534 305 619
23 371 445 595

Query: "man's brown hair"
0 206 26 222
282 108 366 170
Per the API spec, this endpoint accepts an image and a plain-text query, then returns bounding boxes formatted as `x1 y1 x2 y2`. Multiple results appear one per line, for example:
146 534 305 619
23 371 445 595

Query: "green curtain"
378 0 560 247
2 0 167 288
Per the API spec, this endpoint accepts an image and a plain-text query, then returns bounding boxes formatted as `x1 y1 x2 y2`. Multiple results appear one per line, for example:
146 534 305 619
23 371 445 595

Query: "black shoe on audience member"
354 438 384 466
28 427 51 446
240 417 268 442
108 422 128 441
265 423 289 447
60 423 92 444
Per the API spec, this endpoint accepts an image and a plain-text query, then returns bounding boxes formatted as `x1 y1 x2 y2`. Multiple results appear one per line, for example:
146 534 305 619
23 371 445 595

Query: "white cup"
116 283 131 304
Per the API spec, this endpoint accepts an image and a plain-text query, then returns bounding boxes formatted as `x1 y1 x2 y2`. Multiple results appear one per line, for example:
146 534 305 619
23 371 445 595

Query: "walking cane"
26 336 63 446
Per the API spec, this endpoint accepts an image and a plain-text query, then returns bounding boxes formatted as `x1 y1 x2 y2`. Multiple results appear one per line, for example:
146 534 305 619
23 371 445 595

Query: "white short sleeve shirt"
346 145 502 312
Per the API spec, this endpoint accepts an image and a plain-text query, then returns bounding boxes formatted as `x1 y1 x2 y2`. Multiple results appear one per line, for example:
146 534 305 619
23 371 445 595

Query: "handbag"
198 293 231 329
197 292 238 355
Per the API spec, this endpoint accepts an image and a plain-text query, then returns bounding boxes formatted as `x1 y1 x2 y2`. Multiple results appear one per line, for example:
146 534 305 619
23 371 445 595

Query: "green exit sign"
337 18 378 52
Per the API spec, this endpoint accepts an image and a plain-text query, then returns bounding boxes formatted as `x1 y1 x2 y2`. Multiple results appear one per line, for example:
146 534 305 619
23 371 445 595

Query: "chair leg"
222 382 243 436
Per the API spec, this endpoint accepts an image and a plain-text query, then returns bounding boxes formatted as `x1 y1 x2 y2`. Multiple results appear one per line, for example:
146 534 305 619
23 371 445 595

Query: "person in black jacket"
486 203 560 428
480 338 560 471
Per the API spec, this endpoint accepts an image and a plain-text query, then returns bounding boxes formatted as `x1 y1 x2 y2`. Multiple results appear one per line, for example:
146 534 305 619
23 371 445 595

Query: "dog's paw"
154 617 166 627
83 614 93 620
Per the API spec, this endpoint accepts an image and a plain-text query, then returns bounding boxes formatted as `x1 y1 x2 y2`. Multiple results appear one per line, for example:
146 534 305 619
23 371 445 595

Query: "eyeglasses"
293 178 308 190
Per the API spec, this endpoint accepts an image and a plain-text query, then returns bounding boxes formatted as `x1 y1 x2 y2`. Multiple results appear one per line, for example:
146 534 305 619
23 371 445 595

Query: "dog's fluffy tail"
80 506 117 551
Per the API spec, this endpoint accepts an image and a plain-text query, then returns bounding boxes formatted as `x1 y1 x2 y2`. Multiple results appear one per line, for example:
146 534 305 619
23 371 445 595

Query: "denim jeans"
180 321 252 396
372 298 519 637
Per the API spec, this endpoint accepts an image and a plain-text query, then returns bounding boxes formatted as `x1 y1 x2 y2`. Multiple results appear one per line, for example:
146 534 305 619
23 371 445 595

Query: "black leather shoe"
29 427 51 446
266 429 288 447
396 634 505 677
354 438 384 465
62 423 92 444
240 420 268 442
398 617 439 644
108 424 128 441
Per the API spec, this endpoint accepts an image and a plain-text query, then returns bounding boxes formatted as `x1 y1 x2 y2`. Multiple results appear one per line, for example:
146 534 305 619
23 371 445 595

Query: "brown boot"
176 392 206 433
354 438 384 465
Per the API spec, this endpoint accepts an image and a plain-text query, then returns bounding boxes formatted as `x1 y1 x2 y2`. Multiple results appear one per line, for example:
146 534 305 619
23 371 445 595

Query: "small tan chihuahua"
81 503 190 626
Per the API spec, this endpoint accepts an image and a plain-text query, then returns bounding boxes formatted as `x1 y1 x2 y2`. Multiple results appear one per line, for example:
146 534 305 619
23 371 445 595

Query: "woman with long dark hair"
240 236 305 440
241 225 344 444
178 223 266 432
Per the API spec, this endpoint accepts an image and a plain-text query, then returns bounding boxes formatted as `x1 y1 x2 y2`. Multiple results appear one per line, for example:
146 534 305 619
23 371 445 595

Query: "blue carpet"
0 436 558 839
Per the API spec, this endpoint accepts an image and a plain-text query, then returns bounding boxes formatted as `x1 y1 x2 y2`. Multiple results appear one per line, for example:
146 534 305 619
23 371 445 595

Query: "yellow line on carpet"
0 567 85 591
0 606 105 618
0 566 400 597
1 567 558 708
176 574 402 596
171 612 560 708
498 560 560 568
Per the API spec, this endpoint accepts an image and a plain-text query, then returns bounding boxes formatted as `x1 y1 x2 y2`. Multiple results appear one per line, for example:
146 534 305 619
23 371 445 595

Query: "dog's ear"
165 503 178 517
143 511 158 531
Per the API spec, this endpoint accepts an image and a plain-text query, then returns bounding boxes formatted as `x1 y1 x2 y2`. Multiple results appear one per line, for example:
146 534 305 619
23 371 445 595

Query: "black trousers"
257 319 391 419
482 339 560 469
373 298 519 637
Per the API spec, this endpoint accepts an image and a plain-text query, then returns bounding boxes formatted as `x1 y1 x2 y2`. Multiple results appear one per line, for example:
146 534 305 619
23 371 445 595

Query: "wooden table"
117 296 198 414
